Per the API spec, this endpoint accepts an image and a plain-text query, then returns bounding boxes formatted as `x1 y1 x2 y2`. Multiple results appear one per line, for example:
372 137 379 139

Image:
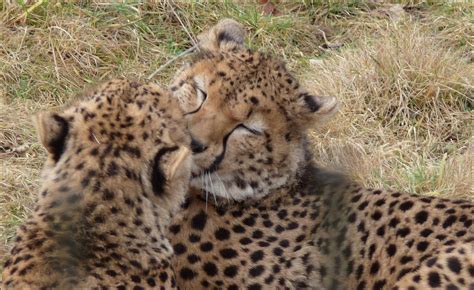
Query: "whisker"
216 173 231 201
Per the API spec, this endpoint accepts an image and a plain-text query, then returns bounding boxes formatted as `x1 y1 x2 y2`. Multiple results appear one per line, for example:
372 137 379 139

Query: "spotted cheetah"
167 19 474 290
2 79 192 289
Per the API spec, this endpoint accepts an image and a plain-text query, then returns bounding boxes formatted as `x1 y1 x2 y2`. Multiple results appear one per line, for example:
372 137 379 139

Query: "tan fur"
171 19 337 201
2 79 191 289
168 19 474 290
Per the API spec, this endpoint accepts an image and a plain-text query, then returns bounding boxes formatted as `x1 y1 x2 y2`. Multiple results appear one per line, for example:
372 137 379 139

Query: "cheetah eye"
184 88 207 116
237 124 262 135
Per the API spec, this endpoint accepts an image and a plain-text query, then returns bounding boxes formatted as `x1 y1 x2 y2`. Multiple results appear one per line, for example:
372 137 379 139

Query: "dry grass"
308 20 473 199
0 0 472 268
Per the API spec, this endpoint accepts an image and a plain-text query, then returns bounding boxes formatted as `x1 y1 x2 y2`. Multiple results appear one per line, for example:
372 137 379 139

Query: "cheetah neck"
34 163 174 257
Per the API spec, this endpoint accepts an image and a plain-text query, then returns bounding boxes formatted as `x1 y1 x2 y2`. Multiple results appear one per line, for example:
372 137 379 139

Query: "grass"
0 0 473 268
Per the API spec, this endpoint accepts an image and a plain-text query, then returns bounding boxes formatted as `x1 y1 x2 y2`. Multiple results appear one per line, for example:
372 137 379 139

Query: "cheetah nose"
190 137 208 154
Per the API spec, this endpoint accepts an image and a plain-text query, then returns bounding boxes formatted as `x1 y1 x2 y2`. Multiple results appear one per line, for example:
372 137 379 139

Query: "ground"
0 0 472 273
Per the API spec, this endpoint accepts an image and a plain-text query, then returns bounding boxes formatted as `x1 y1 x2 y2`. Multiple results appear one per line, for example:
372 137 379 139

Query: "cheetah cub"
2 79 191 289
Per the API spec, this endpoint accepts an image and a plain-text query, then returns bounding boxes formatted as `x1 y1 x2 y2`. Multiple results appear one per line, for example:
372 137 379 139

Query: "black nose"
190 137 208 154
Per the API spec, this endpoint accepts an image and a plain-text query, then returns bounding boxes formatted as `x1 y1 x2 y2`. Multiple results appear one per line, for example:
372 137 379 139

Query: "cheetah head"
170 19 338 201
35 79 192 212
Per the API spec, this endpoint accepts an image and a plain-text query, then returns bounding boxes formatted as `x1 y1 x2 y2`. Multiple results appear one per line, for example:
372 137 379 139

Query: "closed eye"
184 88 207 116
237 124 262 135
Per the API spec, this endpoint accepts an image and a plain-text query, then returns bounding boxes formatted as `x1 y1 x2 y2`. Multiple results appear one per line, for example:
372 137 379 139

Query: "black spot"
250 250 264 262
151 146 178 195
368 244 376 259
180 267 197 280
468 265 474 277
415 210 429 224
399 201 414 211
371 210 382 221
370 262 380 274
389 217 400 228
428 271 441 287
146 277 156 287
240 237 252 245
224 265 238 278
200 242 213 252
420 228 433 237
287 222 298 230
248 283 262 290
203 262 218 277
106 161 119 176
386 244 397 256
400 256 413 264
187 254 200 264
66 194 82 204
220 248 238 259
446 284 459 290
374 198 385 206
191 210 208 230
232 224 246 233
275 225 284 233
277 209 288 219
215 228 231 240
252 230 263 239
358 201 369 210
90 148 99 156
376 225 385 236
397 268 412 280
442 215 457 228
348 213 357 223
169 224 181 234
396 228 410 237
102 189 115 200
188 234 200 243
416 241 429 252
250 97 259 105
249 265 265 277
273 247 283 256
447 257 461 274
243 216 256 226
173 243 187 255
426 256 439 267
373 279 386 290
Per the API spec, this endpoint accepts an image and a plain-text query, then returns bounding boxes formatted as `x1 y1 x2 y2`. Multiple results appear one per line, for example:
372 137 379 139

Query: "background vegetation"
1 0 472 267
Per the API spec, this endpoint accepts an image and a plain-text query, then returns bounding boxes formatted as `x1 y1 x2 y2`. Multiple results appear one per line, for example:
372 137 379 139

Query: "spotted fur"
2 79 192 289
170 19 338 201
168 19 474 289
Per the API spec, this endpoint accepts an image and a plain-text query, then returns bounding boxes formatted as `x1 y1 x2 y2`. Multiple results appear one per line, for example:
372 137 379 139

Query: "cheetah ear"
151 146 190 196
198 18 245 51
295 94 339 125
34 112 69 162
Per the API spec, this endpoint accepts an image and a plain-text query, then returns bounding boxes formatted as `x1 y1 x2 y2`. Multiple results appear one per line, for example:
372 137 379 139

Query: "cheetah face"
35 80 192 211
171 19 338 201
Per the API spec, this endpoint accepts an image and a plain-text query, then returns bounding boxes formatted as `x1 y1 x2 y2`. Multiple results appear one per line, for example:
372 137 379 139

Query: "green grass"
1 0 473 271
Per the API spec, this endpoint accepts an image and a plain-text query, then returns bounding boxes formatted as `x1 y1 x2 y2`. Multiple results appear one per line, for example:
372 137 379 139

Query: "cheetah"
2 79 192 289
167 19 474 290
